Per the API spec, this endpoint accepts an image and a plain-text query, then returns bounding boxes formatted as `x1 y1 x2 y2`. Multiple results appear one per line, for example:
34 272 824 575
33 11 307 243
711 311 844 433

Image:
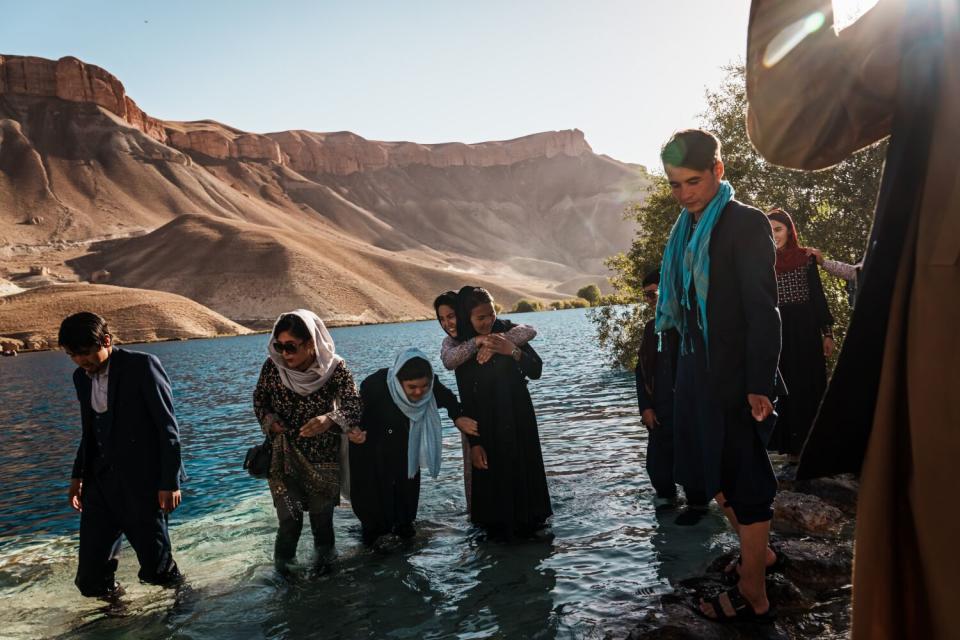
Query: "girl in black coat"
454 286 551 539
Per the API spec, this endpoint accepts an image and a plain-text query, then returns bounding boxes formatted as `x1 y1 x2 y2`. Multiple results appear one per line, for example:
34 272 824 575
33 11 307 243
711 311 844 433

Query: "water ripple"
0 309 732 638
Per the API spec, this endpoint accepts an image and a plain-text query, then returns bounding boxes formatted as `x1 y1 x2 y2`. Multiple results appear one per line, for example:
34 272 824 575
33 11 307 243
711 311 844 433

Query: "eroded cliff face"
0 55 167 142
165 123 592 175
0 53 647 327
0 54 593 176
264 128 592 175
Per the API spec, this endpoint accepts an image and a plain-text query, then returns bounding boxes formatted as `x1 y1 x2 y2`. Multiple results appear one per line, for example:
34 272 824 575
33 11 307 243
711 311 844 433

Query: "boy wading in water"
60 312 185 598
657 130 782 621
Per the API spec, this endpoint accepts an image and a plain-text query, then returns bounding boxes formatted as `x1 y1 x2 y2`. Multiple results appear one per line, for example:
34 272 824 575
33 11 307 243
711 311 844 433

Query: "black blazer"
704 199 782 409
71 347 185 491
636 321 679 414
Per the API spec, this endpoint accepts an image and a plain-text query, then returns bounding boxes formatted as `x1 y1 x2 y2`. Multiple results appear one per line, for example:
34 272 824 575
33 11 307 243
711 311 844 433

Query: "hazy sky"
2 0 752 168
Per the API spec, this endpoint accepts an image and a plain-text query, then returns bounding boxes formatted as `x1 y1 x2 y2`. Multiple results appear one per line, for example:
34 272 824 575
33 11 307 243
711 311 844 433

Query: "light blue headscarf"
387 348 443 479
655 180 734 355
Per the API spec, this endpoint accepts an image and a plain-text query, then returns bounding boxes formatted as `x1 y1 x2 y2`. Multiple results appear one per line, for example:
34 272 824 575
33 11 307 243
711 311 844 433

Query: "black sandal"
695 586 775 623
721 544 786 585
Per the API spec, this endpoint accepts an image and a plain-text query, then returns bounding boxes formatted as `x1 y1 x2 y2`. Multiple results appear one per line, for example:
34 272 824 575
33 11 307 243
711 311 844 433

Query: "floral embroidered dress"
253 359 362 508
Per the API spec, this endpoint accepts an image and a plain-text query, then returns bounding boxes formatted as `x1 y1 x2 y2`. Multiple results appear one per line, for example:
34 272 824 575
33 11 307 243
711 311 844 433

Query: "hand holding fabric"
69 479 83 512
804 247 824 265
300 415 333 437
455 416 479 437
747 394 774 422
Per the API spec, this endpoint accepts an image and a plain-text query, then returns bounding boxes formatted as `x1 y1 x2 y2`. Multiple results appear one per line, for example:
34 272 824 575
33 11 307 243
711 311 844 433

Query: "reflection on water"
0 309 733 638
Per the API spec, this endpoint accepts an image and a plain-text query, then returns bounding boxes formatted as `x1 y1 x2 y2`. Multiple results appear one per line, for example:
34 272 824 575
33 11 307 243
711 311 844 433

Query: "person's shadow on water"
259 529 454 638
451 535 558 640
651 505 732 587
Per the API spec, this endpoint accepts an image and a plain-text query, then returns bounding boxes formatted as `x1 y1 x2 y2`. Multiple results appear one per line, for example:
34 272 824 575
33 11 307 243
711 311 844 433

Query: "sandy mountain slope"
0 283 251 349
69 214 564 327
0 54 648 333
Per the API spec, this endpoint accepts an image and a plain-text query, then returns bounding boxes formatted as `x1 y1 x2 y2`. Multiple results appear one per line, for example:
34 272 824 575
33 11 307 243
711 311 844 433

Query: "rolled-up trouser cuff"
729 500 773 525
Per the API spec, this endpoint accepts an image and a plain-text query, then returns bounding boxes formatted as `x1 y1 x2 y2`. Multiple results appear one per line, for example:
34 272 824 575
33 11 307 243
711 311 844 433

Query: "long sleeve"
441 335 477 370
71 370 86 480
456 366 483 447
734 210 782 398
141 354 183 491
808 262 836 335
253 360 280 436
635 366 654 415
746 0 903 170
502 323 536 347
636 320 655 414
433 376 463 422
326 362 362 432
823 258 858 282
517 343 543 380
357 374 383 443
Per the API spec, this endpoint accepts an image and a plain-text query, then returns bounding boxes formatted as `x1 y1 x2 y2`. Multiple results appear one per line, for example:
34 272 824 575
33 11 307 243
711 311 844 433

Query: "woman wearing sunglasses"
253 310 365 574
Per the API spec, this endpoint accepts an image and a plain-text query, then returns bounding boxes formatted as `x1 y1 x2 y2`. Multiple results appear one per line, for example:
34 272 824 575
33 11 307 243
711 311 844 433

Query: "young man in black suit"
656 129 781 621
60 312 185 598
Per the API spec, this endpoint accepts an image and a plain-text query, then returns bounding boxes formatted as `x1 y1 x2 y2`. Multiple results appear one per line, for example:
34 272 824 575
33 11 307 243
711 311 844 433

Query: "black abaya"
456 343 551 536
768 260 834 455
349 369 462 543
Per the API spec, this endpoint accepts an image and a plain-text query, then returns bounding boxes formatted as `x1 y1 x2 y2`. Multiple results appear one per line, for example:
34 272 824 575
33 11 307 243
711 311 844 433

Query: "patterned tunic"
253 359 362 505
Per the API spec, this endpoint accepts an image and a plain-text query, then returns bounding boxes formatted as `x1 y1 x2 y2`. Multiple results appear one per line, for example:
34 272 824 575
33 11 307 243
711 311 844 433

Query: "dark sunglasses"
643 290 658 300
272 341 303 355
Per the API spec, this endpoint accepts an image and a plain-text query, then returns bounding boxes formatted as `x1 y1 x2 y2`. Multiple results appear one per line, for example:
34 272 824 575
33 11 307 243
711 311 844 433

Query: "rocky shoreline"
627 467 858 639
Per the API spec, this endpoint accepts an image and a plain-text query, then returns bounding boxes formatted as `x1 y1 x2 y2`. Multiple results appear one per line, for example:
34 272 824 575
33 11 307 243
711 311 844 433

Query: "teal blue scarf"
655 181 734 354
386 348 443 479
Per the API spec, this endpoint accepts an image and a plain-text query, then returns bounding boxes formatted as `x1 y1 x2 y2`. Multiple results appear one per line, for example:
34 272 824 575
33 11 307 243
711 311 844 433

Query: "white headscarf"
268 309 343 396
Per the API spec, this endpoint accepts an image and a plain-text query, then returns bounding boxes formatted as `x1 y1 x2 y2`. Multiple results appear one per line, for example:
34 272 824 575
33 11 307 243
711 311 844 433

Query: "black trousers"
75 471 179 597
646 416 709 505
272 480 336 563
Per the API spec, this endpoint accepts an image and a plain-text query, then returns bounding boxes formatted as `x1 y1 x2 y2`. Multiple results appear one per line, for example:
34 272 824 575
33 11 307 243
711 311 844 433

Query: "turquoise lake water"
0 308 734 639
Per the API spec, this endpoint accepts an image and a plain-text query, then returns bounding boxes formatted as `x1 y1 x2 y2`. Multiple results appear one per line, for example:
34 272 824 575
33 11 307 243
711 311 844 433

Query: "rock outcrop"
626 464 859 639
162 123 592 176
0 55 166 141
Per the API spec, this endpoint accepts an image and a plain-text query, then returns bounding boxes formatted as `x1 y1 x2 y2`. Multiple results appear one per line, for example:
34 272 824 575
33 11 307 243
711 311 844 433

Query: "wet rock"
772 491 844 537
777 539 852 594
793 474 859 515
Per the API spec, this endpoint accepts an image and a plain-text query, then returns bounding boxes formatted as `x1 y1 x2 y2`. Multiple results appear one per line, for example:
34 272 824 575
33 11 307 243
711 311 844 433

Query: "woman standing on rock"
766 209 834 461
253 310 365 573
453 286 551 539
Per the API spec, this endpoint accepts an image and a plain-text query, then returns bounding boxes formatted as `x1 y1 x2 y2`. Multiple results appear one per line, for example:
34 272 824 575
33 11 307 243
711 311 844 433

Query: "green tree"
513 299 543 313
593 64 885 370
576 284 602 306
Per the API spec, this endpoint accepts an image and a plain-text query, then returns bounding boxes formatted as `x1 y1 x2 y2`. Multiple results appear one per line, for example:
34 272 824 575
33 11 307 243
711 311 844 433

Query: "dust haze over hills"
0 54 649 345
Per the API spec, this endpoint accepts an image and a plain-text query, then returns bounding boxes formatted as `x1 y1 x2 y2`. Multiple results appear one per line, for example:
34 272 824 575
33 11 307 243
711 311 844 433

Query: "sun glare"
762 12 826 68
832 0 881 32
